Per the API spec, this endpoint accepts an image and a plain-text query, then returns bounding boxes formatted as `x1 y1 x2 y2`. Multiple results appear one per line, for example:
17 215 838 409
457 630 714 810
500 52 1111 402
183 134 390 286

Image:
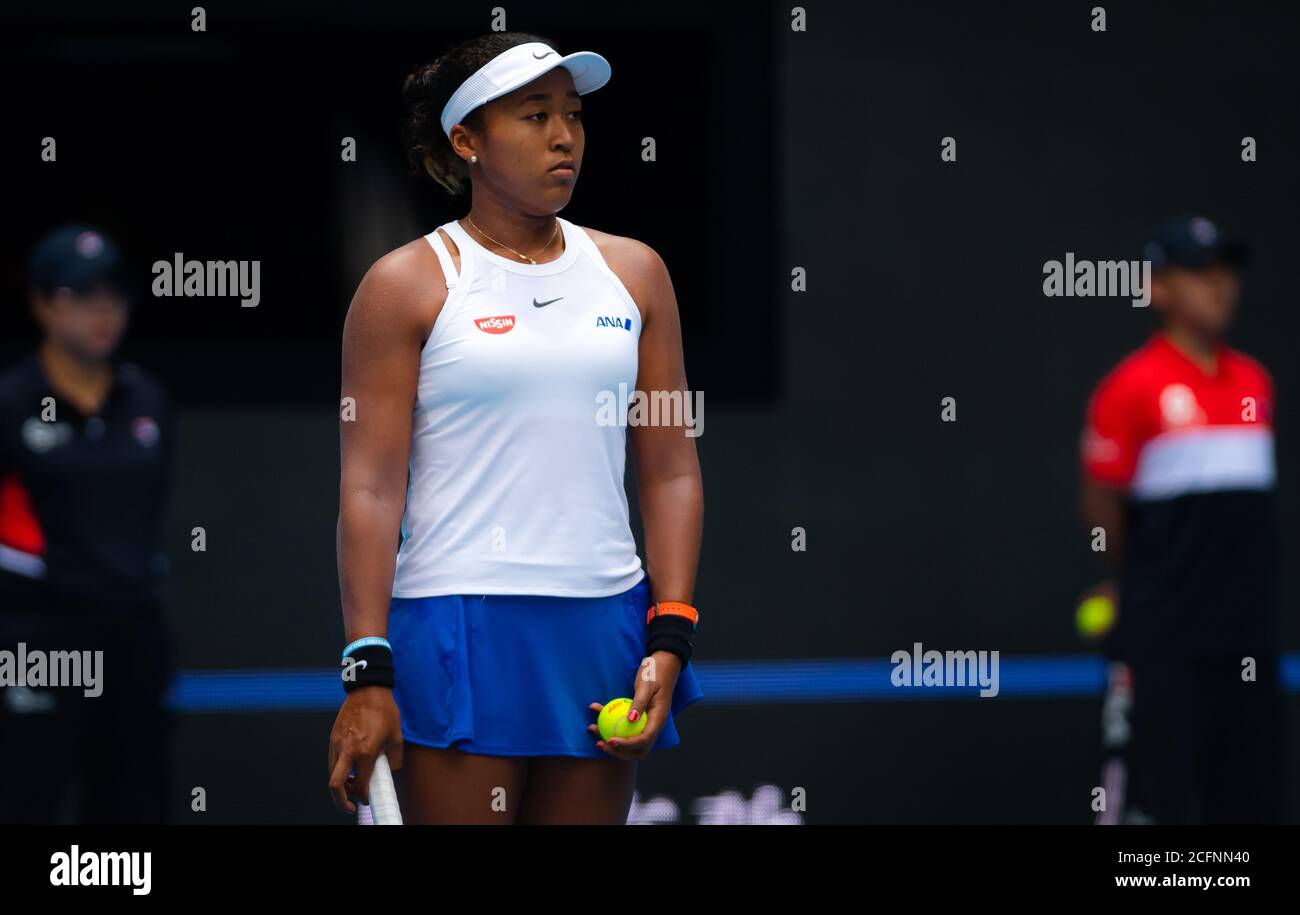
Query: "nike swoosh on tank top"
391 216 647 598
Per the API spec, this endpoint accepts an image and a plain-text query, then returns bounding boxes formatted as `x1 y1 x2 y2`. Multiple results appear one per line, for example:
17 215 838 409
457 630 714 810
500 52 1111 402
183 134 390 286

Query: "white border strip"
0 542 46 579
1132 425 1274 501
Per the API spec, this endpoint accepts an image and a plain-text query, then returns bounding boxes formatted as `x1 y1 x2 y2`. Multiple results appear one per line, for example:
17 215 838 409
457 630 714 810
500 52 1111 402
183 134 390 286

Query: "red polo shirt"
1080 333 1279 657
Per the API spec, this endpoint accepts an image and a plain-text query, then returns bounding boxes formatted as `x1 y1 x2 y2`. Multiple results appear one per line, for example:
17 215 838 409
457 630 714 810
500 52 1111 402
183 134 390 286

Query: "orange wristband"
646 600 699 627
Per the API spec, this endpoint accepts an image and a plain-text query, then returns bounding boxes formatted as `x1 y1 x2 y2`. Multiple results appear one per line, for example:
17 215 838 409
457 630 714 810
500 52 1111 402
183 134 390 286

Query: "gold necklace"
466 217 560 264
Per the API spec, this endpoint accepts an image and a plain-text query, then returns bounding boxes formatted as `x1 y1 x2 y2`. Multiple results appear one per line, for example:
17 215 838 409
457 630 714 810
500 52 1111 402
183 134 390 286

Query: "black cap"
1143 216 1249 272
28 224 127 296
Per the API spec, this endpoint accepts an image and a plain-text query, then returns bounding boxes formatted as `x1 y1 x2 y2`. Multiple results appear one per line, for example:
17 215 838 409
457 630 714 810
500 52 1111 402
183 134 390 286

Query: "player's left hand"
587 650 681 761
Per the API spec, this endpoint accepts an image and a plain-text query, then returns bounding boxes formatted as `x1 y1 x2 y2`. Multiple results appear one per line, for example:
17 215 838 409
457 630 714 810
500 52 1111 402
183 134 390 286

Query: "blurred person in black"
1078 216 1283 824
0 225 175 824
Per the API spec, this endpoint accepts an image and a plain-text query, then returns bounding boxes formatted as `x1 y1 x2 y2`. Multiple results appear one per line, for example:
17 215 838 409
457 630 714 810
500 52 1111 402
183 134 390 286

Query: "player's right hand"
328 686 403 815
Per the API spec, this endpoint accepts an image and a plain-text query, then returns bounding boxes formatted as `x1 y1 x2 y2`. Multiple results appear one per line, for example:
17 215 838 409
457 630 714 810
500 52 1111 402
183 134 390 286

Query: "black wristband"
341 644 395 693
646 614 696 667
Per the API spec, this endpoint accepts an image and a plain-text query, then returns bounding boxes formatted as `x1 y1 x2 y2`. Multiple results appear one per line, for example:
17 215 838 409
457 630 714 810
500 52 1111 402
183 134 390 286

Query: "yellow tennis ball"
1076 595 1116 637
598 698 646 741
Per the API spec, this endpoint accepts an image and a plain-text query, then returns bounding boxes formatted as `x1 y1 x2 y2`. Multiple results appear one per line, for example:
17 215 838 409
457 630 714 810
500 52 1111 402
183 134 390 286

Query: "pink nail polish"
628 709 639 722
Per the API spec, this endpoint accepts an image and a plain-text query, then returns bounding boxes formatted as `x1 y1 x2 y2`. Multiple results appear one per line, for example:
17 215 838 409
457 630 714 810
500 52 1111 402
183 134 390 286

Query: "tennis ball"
597 697 646 741
1076 595 1116 637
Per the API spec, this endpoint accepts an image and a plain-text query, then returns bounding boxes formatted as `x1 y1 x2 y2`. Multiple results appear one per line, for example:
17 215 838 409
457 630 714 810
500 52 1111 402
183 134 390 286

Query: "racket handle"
357 752 403 826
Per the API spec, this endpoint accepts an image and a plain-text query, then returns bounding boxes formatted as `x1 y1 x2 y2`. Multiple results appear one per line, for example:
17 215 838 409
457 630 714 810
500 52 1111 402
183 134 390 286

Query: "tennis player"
1080 216 1282 824
327 32 704 825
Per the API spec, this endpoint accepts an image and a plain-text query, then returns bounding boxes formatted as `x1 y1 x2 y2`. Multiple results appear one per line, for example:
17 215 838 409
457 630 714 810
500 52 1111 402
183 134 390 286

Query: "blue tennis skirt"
388 575 704 758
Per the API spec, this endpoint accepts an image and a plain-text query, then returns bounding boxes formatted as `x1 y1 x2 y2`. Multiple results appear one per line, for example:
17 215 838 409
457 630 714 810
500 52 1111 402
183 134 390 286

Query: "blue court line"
166 653 1300 712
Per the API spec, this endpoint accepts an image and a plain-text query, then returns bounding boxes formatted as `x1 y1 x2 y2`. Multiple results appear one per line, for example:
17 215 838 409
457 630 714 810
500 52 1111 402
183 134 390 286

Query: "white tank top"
391 216 647 598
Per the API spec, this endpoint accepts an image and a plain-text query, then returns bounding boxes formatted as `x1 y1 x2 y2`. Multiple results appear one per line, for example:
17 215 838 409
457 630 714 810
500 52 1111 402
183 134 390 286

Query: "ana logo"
596 316 633 332
475 315 516 334
1159 383 1204 427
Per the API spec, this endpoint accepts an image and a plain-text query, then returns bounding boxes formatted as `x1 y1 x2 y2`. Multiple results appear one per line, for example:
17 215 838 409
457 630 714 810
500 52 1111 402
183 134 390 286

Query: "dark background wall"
1 0 1296 823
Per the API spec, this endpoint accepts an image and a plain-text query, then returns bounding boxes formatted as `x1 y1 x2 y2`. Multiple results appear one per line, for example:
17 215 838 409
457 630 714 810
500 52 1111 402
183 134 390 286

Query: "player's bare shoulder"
580 226 669 325
347 236 452 348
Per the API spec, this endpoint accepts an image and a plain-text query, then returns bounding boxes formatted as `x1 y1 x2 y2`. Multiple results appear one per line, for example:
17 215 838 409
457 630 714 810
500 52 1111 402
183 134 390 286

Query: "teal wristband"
342 636 391 661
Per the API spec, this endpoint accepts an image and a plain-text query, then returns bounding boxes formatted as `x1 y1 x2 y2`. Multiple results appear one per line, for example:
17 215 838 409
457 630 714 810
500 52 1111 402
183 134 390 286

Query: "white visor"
440 41 612 138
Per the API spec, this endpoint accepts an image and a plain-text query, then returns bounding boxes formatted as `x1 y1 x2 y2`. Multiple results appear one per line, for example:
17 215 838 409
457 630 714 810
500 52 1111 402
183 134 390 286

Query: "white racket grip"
357 752 402 825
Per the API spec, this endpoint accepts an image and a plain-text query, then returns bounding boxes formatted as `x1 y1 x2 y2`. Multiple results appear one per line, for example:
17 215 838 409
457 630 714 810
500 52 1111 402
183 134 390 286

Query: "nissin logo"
596 316 633 331
475 315 516 334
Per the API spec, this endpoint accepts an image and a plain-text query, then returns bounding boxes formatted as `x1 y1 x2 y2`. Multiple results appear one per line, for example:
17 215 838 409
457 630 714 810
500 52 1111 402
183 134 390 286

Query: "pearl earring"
469 155 478 164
